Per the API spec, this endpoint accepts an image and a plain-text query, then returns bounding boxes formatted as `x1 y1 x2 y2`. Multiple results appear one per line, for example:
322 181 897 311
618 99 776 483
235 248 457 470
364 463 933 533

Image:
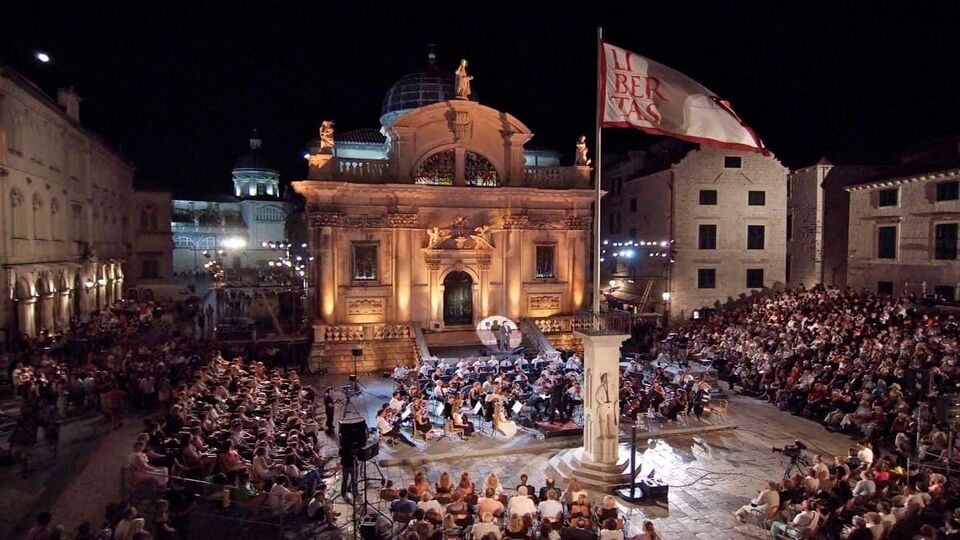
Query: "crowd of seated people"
380 350 587 443
385 472 664 540
673 285 960 538
4 301 207 472
122 352 344 535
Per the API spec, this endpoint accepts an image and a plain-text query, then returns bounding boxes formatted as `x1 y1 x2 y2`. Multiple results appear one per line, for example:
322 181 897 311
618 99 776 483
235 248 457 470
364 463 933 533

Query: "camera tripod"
782 455 811 478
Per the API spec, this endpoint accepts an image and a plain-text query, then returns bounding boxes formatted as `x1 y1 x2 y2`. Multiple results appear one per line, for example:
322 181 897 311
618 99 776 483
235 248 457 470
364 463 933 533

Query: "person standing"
323 387 336 436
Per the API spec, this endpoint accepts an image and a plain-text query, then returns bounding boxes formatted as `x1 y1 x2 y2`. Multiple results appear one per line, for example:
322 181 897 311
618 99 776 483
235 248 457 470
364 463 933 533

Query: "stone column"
505 228 522 320
319 226 336 324
17 297 36 337
478 255 491 318
545 330 631 491
579 331 629 466
426 256 441 327
395 228 412 321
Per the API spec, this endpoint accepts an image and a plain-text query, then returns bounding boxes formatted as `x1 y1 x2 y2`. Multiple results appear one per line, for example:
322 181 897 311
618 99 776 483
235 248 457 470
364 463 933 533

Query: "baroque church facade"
294 56 595 337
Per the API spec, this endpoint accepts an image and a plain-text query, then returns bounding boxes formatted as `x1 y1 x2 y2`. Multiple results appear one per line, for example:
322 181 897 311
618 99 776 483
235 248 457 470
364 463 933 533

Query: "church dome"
380 53 455 126
233 131 278 172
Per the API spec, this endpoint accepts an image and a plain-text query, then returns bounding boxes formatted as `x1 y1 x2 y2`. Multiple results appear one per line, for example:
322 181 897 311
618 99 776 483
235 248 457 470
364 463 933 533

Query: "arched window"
414 150 455 185
10 188 25 238
255 205 287 222
465 151 500 187
50 197 61 240
140 205 158 232
32 193 47 239
196 236 216 250
173 235 195 249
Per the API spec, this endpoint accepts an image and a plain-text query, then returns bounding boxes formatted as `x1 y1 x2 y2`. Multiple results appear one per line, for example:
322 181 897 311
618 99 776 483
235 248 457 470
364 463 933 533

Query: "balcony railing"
335 158 389 181
530 312 634 336
524 166 591 189
315 322 414 343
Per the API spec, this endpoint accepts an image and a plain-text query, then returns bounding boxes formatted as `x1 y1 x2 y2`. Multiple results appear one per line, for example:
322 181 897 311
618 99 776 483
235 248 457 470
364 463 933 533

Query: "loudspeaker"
356 440 380 461
352 348 363 357
639 477 669 499
360 514 389 540
339 417 368 449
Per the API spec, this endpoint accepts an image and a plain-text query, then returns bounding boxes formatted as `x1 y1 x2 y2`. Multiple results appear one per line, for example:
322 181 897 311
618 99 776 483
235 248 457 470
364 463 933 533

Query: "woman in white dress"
493 401 518 438
128 440 167 489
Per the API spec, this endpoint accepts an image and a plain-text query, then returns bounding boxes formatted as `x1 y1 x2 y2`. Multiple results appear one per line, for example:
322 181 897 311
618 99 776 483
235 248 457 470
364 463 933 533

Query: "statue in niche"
454 59 473 100
319 120 335 152
575 135 592 166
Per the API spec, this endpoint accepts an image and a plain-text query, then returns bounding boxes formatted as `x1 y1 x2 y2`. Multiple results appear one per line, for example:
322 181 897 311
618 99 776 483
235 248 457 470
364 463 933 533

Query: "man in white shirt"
565 354 582 371
734 481 780 522
852 471 876 497
857 441 875 468
393 363 409 381
770 499 819 538
537 489 564 520
506 486 537 517
417 493 443 514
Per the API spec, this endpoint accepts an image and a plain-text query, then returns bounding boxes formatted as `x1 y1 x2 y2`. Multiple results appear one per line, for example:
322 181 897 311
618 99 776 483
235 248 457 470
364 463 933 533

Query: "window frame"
746 268 764 289
723 156 742 169
748 190 766 206
935 180 959 202
878 188 899 208
934 222 958 260
351 242 379 282
877 225 898 260
699 189 718 205
747 225 766 250
698 224 717 250
534 244 557 279
877 281 894 296
697 268 716 289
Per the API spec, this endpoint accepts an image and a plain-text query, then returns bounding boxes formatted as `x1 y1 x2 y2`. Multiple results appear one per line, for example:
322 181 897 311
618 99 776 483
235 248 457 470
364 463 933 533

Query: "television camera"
772 440 810 476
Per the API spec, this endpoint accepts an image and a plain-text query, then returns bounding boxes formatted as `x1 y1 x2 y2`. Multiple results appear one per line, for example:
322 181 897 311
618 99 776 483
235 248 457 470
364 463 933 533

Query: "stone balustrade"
523 165 592 189
335 158 389 181
315 322 413 343
530 312 634 335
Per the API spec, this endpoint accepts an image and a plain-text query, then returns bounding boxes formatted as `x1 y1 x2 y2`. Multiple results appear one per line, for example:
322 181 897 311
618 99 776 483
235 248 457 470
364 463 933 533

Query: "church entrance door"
443 271 473 326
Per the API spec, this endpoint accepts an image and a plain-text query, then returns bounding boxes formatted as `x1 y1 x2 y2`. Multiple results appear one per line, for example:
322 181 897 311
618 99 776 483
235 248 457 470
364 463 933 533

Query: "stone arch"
12 277 35 337
35 274 53 334
442 270 474 326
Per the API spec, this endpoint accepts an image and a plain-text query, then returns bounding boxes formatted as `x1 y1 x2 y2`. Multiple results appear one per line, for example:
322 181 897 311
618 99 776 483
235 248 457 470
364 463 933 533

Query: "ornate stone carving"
425 254 442 271
384 212 419 228
564 215 592 230
528 294 562 312
308 211 342 227
453 110 470 142
501 213 530 229
346 298 384 316
345 215 383 228
478 254 492 270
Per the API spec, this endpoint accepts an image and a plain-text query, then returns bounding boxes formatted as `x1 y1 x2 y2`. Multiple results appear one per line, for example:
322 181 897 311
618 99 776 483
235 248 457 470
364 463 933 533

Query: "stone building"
846 168 960 300
171 133 291 277
601 141 788 322
129 178 175 298
293 56 594 371
786 160 893 289
0 63 167 336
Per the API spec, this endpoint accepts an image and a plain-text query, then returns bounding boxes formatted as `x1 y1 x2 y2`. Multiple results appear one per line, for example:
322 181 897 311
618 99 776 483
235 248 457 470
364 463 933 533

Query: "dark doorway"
443 271 473 326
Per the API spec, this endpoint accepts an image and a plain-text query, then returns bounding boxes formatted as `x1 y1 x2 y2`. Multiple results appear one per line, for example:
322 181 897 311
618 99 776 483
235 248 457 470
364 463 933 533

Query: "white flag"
600 41 767 154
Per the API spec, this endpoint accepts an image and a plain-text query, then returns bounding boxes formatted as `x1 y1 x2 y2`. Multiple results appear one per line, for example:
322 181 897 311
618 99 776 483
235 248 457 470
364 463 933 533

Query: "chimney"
57 88 82 122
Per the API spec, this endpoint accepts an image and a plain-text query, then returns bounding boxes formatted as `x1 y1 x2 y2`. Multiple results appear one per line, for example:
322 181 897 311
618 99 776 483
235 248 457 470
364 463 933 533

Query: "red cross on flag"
599 41 767 154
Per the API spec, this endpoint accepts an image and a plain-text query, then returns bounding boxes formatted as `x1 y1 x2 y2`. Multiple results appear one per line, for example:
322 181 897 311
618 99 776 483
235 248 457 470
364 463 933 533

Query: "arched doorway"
443 271 473 326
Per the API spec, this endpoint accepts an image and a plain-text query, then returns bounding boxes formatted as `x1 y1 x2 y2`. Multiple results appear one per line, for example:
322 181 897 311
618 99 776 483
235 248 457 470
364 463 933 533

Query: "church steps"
309 340 418 374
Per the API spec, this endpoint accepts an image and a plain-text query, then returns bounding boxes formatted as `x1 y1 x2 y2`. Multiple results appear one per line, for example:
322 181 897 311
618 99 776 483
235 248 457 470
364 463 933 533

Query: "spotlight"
35 51 50 63
303 153 310 160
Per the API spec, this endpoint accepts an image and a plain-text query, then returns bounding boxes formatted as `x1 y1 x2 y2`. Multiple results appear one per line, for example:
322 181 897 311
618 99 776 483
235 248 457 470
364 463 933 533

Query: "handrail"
410 322 432 363
520 318 555 355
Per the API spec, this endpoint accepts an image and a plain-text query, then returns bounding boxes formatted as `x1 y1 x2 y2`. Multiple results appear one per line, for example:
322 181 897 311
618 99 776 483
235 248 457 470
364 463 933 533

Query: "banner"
600 41 767 154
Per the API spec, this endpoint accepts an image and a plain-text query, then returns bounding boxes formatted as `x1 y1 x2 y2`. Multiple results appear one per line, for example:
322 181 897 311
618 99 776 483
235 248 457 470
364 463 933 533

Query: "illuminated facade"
171 133 291 276
294 58 594 355
0 64 172 336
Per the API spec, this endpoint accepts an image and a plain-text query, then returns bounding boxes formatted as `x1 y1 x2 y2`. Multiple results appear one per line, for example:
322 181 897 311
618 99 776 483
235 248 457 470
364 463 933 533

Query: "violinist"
413 402 432 435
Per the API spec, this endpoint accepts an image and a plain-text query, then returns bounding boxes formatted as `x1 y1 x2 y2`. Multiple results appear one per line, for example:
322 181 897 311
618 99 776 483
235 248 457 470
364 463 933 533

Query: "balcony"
524 165 591 189
335 158 389 181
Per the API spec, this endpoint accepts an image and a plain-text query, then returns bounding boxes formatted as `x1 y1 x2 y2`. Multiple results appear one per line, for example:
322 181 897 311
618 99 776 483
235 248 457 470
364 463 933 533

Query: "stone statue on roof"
454 59 473 100
575 135 592 167
319 120 335 152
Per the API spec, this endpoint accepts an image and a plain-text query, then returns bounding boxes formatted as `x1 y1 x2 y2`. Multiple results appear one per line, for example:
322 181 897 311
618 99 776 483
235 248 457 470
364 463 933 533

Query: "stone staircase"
544 448 634 492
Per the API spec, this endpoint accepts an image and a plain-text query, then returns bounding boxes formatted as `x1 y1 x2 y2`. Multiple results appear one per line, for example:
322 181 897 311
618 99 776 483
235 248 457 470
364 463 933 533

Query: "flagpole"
592 26 603 316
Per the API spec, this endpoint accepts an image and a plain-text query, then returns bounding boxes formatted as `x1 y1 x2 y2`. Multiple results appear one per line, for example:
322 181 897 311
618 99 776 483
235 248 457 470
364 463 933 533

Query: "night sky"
2 1 958 197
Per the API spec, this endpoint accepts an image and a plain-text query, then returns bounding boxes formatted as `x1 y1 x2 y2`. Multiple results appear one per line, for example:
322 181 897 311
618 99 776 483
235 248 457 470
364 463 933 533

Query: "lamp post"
661 291 671 329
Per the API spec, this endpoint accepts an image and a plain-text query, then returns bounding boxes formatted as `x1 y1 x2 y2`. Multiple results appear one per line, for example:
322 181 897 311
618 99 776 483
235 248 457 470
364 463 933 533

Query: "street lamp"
661 291 672 328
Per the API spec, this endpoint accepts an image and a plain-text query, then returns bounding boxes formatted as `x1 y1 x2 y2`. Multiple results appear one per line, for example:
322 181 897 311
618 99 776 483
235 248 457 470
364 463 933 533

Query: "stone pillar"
39 293 55 334
318 225 336 325
579 331 629 466
505 229 522 320
545 330 631 491
479 255 491 318
426 256 441 327
17 297 36 337
395 229 412 321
